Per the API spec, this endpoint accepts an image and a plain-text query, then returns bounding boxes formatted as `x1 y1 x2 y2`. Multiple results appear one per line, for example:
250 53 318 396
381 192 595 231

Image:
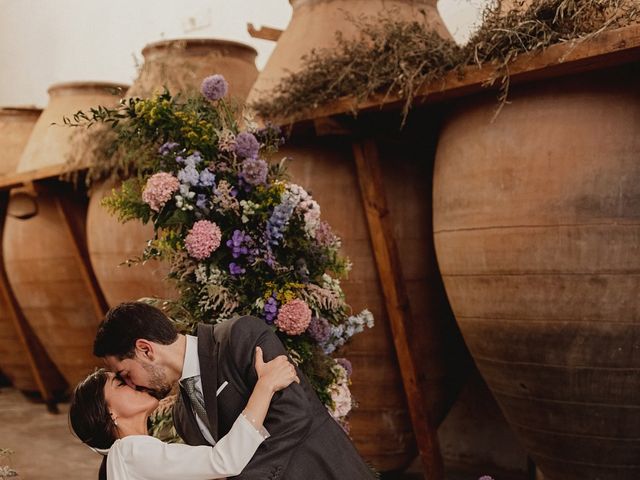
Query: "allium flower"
241 157 268 186
263 295 279 324
307 316 331 343
199 169 216 188
275 299 312 335
328 382 352 418
335 358 353 378
201 74 228 101
478 477 495 480
234 132 260 159
142 172 180 212
185 220 222 260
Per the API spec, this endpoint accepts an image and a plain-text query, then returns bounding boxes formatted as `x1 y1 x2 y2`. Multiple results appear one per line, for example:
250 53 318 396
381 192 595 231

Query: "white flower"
328 383 352 419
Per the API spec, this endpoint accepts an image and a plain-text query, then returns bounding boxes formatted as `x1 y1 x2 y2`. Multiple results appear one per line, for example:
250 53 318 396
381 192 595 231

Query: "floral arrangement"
0 449 17 479
64 74 374 430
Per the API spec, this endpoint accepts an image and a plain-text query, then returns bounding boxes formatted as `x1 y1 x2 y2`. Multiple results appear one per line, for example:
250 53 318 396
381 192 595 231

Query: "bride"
69 346 299 480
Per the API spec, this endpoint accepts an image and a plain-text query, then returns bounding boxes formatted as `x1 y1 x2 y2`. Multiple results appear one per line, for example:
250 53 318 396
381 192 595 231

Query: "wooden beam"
0 190 67 412
247 23 283 42
0 164 71 191
46 180 109 318
351 138 444 480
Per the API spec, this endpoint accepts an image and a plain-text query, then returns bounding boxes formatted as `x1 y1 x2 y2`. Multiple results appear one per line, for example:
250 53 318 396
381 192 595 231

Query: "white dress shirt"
180 334 217 445
106 414 268 480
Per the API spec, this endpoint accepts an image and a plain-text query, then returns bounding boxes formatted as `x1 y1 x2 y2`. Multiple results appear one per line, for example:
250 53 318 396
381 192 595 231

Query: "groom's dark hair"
93 301 178 359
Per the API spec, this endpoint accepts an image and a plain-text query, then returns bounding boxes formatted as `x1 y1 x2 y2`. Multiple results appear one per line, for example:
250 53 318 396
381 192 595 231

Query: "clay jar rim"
47 81 130 97
289 0 439 8
0 106 42 116
142 38 258 61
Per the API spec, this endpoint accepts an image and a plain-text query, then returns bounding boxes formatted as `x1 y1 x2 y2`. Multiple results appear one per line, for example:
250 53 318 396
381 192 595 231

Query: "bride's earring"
110 413 118 427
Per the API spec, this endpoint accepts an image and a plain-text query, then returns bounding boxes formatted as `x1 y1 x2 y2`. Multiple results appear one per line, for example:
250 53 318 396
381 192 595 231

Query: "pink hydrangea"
185 220 222 260
142 172 180 212
275 299 312 335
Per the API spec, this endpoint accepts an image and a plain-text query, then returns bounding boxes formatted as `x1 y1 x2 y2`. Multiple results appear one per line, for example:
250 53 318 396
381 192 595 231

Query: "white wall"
0 0 489 108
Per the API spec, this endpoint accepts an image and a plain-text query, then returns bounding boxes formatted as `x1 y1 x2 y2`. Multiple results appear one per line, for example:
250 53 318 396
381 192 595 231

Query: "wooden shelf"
280 23 640 124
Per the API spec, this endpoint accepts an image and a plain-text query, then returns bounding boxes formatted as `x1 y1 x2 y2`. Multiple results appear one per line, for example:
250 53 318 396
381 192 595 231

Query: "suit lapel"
197 323 219 441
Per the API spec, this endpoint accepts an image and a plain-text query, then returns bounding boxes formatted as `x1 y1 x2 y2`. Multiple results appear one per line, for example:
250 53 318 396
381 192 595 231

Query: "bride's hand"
254 346 300 393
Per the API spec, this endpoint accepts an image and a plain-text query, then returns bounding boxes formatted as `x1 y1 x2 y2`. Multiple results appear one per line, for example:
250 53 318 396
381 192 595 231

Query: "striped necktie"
182 376 211 431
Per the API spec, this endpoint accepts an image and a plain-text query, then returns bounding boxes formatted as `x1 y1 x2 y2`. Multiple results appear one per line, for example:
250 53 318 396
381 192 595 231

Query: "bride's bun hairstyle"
69 368 118 450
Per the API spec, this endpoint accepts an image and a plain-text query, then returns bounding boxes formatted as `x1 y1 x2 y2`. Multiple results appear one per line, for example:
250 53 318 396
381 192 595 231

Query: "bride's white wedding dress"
107 414 269 480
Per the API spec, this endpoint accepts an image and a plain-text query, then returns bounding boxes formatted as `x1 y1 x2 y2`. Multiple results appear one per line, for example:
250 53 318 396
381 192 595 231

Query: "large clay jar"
127 39 258 99
248 1 461 471
0 107 41 392
248 0 451 104
433 64 640 480
88 39 258 307
3 82 127 386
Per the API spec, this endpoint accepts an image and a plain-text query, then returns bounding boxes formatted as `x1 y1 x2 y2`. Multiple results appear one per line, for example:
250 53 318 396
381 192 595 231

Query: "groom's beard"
140 362 173 399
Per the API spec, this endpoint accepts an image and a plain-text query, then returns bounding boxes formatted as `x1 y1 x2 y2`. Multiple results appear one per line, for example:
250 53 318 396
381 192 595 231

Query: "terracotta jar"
0 107 41 392
248 1 459 471
3 82 127 386
127 38 258 99
433 64 640 479
88 39 258 307
248 0 452 104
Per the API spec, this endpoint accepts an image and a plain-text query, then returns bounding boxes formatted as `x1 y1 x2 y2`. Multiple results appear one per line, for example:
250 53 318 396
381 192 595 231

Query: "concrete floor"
0 387 478 480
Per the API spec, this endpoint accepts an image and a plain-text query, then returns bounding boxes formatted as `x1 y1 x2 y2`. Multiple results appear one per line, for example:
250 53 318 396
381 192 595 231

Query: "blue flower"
178 164 199 186
199 169 216 187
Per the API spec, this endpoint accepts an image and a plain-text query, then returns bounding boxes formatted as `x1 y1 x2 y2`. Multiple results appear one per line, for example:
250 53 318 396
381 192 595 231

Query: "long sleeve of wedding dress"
107 414 269 480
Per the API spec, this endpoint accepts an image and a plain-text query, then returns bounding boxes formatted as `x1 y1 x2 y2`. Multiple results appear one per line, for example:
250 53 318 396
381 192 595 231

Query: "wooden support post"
351 138 444 480
0 190 67 412
47 179 109 318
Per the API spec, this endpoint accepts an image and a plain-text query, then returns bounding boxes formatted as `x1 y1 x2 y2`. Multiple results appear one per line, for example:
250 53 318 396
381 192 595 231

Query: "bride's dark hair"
69 368 118 480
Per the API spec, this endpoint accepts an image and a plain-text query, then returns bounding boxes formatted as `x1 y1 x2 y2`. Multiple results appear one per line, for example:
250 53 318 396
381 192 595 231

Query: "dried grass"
252 0 640 124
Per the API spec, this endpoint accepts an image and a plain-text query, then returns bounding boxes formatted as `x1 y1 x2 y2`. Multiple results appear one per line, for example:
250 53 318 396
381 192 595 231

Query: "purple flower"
240 158 268 186
336 358 353 377
234 132 260 159
158 141 179 155
199 169 216 187
226 230 253 259
196 194 209 210
307 316 331 343
229 262 246 276
263 295 279 324
266 197 296 246
201 74 228 101
478 476 495 480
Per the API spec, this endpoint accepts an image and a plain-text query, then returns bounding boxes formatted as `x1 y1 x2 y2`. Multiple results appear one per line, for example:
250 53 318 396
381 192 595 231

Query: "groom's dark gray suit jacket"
173 316 375 480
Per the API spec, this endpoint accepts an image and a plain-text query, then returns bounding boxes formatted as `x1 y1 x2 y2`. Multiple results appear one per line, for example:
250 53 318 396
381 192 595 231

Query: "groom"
94 301 375 479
